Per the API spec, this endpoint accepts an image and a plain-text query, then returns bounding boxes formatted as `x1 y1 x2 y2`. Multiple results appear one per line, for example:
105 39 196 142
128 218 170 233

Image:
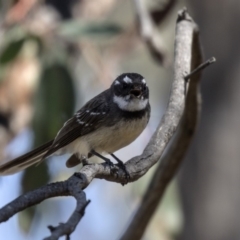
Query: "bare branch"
119 8 215 240
0 174 89 239
150 0 177 25
134 0 169 65
44 199 90 240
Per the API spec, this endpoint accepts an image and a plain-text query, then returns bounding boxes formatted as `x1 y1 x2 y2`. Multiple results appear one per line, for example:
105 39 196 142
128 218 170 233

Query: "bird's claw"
116 162 130 185
104 159 117 173
82 158 90 166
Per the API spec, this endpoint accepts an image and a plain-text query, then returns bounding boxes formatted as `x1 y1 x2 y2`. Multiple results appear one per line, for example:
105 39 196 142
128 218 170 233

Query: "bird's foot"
90 150 117 174
110 153 130 185
103 158 118 174
82 157 91 166
117 162 130 186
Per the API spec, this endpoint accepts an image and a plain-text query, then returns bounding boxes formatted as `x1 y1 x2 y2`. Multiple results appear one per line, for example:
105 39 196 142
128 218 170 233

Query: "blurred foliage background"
0 0 239 240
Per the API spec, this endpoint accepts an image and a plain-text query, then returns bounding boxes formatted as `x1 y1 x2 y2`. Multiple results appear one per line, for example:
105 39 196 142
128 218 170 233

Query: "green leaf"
19 63 76 232
33 63 76 143
0 32 43 65
59 21 123 40
0 38 25 64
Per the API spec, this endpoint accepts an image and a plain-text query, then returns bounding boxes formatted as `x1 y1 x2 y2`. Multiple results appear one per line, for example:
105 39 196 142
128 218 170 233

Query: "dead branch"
134 0 164 64
119 9 211 239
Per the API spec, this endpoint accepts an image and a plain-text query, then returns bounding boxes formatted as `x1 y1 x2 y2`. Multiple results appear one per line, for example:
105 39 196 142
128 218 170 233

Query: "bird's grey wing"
43 90 111 157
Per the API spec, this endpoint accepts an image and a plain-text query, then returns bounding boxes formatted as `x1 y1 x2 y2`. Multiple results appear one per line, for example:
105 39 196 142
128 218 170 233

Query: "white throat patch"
113 95 148 111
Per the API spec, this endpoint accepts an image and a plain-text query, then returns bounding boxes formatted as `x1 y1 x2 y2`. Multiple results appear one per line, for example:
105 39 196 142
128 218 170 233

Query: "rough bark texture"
120 9 203 240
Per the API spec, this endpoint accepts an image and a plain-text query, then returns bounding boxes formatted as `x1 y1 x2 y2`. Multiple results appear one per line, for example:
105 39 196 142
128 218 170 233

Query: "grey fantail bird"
0 73 150 175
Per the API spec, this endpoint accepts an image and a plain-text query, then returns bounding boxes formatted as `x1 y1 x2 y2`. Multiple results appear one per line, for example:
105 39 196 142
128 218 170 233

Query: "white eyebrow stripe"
114 80 120 85
142 78 146 84
123 76 132 84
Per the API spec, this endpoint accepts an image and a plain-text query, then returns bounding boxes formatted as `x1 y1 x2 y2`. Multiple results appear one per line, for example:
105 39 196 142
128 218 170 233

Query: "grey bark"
119 9 208 240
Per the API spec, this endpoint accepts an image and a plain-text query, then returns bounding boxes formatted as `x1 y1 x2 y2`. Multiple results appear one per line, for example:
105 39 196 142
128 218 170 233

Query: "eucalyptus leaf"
0 38 25 64
0 33 43 65
59 21 123 39
33 63 76 143
19 63 76 232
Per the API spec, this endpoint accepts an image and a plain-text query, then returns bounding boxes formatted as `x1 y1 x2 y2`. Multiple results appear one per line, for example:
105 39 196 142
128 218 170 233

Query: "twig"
44 200 90 240
0 174 90 240
184 57 216 80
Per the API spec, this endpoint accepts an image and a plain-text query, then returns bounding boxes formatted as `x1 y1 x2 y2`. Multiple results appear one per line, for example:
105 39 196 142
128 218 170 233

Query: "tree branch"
134 0 175 65
184 57 216 80
0 173 90 239
0 8 216 240
150 0 177 25
45 199 90 240
119 8 215 240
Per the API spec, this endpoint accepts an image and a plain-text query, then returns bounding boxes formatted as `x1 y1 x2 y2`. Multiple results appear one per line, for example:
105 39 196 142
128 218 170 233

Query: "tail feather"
0 140 54 175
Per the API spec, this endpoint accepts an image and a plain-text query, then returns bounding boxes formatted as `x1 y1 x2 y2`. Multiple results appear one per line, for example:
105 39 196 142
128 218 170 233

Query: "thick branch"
120 9 204 240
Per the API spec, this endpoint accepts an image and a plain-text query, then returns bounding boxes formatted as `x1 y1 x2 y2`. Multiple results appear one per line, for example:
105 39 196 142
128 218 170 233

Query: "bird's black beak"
130 87 142 98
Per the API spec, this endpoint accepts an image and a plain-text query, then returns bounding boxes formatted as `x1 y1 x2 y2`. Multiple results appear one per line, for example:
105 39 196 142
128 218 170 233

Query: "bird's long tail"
0 140 54 175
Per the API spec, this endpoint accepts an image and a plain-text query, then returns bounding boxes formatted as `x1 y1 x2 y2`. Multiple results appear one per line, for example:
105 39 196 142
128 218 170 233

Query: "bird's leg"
110 153 124 167
90 150 130 182
82 156 90 166
90 150 115 169
110 153 130 181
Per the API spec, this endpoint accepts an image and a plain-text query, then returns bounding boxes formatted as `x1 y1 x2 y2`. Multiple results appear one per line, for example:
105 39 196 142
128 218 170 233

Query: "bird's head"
111 73 149 112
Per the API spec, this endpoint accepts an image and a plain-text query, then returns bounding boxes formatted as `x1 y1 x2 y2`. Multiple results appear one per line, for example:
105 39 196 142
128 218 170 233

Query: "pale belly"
65 113 149 157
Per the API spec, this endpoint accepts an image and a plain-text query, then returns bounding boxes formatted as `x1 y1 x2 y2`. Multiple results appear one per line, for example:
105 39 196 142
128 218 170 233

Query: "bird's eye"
142 84 147 91
122 82 128 89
